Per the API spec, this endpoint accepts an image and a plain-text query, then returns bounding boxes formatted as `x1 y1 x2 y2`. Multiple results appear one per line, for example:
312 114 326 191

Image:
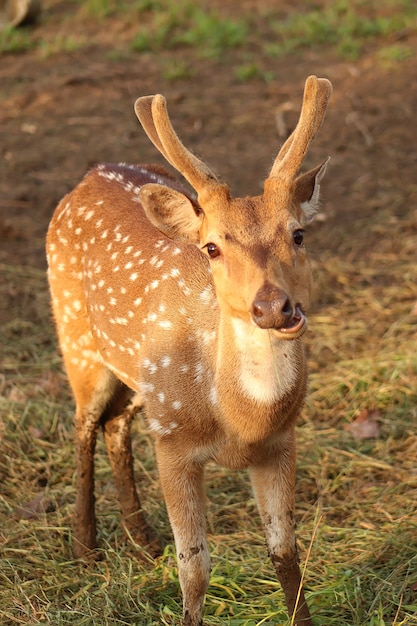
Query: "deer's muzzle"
252 285 307 339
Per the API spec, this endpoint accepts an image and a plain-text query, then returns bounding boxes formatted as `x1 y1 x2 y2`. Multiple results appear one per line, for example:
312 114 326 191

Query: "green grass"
0 27 34 54
1 0 415 72
130 2 247 59
265 0 417 60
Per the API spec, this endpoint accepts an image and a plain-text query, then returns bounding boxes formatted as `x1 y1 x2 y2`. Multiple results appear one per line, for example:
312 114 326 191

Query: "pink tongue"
283 311 301 329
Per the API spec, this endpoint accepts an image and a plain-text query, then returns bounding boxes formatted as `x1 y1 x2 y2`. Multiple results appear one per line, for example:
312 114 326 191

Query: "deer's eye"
293 229 304 246
204 242 221 259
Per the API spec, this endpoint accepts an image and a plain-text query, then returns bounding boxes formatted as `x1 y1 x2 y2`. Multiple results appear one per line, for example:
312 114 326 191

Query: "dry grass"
1 206 416 626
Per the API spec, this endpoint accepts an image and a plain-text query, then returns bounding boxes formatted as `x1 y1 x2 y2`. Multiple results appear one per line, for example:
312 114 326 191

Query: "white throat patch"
231 319 299 403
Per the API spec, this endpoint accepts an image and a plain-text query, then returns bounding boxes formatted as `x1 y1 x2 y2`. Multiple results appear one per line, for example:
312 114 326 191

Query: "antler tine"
134 96 170 162
269 76 332 181
135 95 220 196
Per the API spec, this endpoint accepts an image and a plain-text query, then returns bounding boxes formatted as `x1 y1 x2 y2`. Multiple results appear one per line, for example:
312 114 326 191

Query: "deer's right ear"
294 157 330 225
139 184 203 243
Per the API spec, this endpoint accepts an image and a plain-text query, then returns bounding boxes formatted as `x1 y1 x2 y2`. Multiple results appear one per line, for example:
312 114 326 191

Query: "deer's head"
134 76 332 339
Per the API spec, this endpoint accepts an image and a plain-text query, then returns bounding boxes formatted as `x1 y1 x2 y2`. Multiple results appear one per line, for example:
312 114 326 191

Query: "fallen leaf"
28 425 47 439
344 409 381 440
13 493 49 520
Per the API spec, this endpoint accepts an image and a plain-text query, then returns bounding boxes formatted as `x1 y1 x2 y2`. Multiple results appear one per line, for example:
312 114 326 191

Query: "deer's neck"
212 314 306 443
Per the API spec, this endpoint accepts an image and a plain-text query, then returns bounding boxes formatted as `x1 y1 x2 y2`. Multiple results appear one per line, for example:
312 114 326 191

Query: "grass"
264 0 417 60
0 26 33 54
130 2 247 59
0 204 416 625
1 0 415 69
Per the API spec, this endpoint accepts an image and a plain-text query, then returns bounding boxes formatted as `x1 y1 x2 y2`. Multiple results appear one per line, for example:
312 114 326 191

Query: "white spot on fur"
196 330 216 345
139 381 154 395
209 385 218 406
143 358 158 374
148 418 178 436
199 286 212 304
195 362 204 383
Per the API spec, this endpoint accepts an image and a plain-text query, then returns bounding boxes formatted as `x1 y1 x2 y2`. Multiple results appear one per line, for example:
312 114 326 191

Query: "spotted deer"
46 75 332 626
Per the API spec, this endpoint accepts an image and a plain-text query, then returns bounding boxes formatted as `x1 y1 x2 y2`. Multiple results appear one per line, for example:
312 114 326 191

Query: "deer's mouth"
274 306 307 339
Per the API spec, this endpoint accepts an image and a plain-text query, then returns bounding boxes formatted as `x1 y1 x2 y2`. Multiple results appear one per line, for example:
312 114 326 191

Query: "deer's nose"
252 284 293 330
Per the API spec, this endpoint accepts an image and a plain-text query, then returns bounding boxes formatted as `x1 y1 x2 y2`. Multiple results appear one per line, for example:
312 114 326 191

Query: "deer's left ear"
294 157 330 225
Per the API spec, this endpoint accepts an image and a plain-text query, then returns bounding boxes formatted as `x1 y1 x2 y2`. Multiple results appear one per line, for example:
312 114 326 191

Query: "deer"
46 75 332 626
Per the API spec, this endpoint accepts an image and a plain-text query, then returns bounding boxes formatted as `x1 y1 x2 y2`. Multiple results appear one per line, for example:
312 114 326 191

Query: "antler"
269 75 332 181
134 95 222 200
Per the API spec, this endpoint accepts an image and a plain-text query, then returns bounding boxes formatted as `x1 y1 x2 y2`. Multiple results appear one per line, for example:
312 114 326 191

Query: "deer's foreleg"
250 432 312 626
156 441 209 626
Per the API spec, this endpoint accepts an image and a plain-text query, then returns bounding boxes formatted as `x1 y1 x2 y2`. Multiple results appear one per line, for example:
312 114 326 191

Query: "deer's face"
139 164 325 340
198 189 313 339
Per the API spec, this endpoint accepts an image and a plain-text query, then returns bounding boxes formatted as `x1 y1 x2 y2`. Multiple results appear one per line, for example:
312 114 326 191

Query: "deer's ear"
139 183 203 243
294 157 330 225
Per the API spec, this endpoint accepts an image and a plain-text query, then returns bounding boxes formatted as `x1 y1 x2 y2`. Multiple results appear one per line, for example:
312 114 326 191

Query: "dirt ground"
1 0 417 323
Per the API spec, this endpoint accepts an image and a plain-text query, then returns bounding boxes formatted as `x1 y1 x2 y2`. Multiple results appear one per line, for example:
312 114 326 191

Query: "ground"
1 1 417 279
0 1 416 625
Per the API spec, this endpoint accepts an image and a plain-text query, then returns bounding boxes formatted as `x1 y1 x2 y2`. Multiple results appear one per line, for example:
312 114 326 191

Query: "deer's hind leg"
102 389 161 557
63 356 120 558
48 274 119 557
